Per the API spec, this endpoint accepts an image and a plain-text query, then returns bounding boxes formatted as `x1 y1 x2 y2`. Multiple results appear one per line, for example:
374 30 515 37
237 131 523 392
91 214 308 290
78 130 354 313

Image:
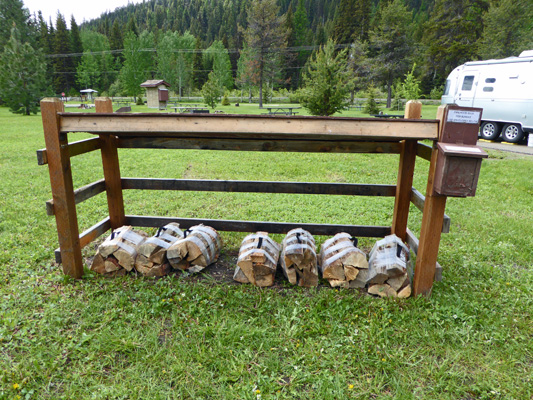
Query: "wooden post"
413 105 447 296
391 101 421 241
95 97 125 229
41 98 84 278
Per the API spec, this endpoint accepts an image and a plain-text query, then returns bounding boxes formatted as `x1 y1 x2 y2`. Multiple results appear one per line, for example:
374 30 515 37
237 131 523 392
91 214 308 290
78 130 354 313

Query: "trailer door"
455 72 479 107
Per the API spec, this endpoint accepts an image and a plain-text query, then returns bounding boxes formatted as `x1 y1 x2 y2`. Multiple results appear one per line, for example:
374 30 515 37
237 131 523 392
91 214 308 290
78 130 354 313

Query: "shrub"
363 86 380 115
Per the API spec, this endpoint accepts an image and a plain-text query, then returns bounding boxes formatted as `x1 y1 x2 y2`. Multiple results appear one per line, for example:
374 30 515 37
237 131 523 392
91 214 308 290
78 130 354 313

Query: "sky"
23 0 145 26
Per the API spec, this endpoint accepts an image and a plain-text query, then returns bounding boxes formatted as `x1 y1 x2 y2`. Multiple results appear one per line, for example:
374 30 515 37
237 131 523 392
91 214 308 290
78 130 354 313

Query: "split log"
135 223 183 277
167 225 221 273
366 234 412 298
280 229 318 287
90 226 147 275
234 232 280 287
319 233 368 289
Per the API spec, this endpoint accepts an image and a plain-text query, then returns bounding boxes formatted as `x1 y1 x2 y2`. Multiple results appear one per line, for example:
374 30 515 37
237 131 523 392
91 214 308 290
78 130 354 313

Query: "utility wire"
45 43 352 58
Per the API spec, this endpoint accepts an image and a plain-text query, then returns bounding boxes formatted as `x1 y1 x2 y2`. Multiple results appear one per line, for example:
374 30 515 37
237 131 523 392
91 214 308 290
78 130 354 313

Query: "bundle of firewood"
134 223 184 277
90 226 147 275
319 233 368 288
366 234 411 298
234 232 280 287
167 225 221 273
280 229 318 287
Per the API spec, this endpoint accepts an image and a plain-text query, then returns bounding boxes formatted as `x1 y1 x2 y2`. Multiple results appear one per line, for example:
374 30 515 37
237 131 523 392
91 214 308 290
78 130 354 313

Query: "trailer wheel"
502 124 524 143
479 121 501 140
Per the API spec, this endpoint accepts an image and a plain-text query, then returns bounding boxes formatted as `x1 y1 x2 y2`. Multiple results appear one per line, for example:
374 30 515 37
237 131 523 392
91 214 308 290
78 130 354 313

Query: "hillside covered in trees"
1 0 532 110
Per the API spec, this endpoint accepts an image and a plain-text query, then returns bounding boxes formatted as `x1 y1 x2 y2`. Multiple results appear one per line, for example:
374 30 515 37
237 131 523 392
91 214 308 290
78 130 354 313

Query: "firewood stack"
90 226 147 275
234 232 280 287
280 229 318 287
134 223 184 277
167 225 221 274
319 233 368 288
366 234 412 298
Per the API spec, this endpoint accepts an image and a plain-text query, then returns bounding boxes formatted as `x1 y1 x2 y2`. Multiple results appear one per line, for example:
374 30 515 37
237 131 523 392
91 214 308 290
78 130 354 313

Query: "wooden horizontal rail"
417 142 433 161
121 178 397 197
118 137 402 154
37 137 101 166
46 179 106 216
406 228 442 281
59 113 439 141
55 217 111 263
125 215 392 238
410 188 451 233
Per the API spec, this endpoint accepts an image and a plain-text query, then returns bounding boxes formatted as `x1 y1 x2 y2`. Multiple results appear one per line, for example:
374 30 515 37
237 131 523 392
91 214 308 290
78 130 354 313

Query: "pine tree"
0 27 48 115
369 0 414 108
298 39 353 116
242 0 288 107
157 31 195 98
53 13 76 94
203 40 233 91
478 0 533 59
0 0 35 49
119 30 154 101
70 16 83 70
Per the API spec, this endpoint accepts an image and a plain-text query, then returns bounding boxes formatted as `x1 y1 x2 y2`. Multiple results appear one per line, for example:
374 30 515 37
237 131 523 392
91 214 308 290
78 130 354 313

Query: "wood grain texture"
59 113 439 141
117 137 402 154
41 98 83 278
46 179 106 216
121 178 396 197
413 106 448 296
96 98 125 229
125 215 391 237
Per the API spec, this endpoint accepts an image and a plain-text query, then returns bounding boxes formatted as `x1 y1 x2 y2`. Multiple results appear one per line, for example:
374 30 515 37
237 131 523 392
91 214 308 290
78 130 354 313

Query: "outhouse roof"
140 80 171 88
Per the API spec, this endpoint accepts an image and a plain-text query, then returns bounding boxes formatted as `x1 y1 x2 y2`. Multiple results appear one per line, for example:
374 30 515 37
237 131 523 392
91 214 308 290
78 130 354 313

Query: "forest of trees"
1 0 532 113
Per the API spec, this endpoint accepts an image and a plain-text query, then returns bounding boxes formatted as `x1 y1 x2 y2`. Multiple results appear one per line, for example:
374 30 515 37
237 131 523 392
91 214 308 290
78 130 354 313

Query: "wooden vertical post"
391 101 422 241
41 98 84 278
413 105 448 296
95 97 125 229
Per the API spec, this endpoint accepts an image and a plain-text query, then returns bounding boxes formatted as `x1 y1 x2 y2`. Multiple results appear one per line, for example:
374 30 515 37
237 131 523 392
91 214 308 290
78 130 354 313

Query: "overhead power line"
45 43 352 58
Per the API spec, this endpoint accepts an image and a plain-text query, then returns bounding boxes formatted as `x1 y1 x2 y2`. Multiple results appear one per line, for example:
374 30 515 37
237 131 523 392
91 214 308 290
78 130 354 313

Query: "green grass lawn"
0 104 532 399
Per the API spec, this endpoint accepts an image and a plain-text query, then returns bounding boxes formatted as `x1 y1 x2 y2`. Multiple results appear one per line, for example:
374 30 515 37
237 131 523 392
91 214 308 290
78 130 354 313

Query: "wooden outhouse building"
140 80 170 109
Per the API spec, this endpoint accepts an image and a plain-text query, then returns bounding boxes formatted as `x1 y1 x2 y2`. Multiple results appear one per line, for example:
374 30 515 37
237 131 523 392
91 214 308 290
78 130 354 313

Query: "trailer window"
483 87 494 92
461 76 475 91
485 78 496 83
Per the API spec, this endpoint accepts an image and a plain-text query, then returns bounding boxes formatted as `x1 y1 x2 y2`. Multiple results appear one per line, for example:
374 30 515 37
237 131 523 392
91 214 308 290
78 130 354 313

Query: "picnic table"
371 113 404 119
171 106 209 114
114 100 131 107
263 105 301 116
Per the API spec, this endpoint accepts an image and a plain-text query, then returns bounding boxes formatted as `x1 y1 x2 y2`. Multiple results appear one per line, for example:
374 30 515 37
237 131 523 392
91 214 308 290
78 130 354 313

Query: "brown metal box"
434 143 488 197
440 105 483 145
158 89 169 101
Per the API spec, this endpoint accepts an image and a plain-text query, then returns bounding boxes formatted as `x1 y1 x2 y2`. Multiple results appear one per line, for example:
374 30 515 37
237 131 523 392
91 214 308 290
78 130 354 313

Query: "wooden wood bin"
38 98 486 296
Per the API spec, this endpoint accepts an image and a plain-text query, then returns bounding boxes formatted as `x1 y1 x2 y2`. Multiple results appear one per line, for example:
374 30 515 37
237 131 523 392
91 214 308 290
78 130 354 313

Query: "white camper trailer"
441 50 533 143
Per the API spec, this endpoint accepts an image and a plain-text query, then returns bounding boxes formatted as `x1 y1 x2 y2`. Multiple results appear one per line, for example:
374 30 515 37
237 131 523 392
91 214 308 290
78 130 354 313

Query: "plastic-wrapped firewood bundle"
166 225 221 274
319 233 368 288
91 226 147 275
366 234 411 298
280 228 318 287
234 232 280 287
134 223 184 277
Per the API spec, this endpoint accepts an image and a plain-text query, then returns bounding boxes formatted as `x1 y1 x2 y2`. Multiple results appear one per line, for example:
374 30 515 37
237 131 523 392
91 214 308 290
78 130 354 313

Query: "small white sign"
447 109 481 124
445 145 483 153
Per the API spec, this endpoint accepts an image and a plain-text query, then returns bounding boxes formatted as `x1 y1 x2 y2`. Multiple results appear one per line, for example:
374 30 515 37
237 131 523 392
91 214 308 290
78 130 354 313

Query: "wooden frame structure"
39 97 456 296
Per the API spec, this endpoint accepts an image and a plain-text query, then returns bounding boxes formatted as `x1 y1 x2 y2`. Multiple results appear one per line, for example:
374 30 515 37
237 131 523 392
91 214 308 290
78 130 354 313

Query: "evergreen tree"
0 27 48 115
126 16 139 36
0 0 35 49
76 30 115 91
478 0 533 59
369 0 414 107
332 0 371 43
423 0 488 86
298 39 353 116
70 16 83 70
242 0 288 107
53 13 76 93
202 71 222 109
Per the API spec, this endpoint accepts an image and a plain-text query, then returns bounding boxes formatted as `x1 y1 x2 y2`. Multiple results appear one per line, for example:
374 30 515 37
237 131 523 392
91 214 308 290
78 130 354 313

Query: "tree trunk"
386 73 392 108
259 56 264 108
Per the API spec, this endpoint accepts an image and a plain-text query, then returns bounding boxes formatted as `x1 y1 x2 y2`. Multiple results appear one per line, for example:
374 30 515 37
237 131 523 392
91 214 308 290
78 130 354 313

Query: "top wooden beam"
58 113 439 141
